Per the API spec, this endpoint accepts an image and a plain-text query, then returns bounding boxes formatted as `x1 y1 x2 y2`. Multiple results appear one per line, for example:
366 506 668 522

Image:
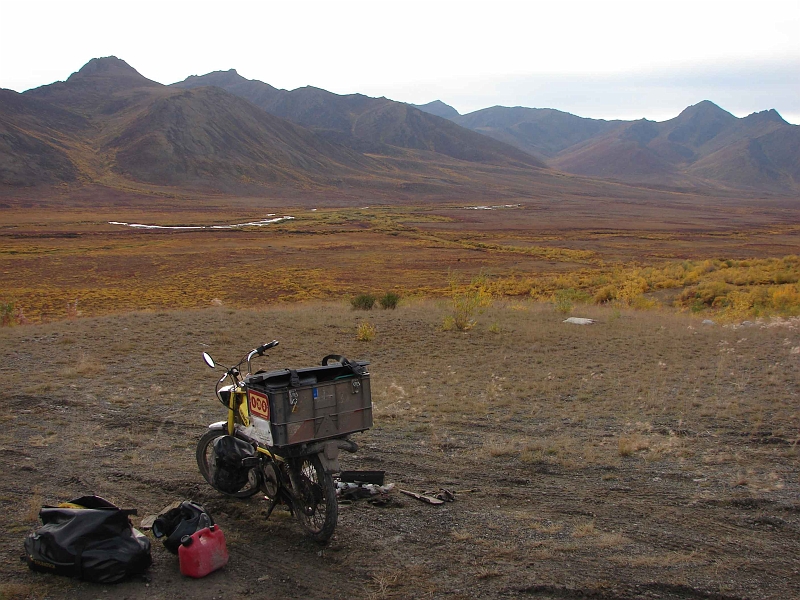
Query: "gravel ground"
1 303 798 599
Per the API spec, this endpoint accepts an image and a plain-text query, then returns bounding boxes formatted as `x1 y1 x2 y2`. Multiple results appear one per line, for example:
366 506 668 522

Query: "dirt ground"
1 302 798 599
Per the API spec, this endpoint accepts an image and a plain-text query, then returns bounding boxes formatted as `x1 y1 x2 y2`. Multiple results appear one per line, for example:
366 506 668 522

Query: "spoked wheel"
195 429 261 498
290 454 338 542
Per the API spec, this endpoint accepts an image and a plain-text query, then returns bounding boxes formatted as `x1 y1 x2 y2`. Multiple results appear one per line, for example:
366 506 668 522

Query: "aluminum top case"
245 357 372 448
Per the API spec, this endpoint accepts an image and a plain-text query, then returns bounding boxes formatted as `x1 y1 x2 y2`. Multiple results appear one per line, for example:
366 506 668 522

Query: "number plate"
248 389 270 420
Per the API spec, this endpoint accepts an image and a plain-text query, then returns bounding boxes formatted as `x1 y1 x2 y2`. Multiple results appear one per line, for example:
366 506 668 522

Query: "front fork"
226 387 248 435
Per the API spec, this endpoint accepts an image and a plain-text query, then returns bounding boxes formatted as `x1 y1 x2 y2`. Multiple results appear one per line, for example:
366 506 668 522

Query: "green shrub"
379 292 400 309
678 281 732 308
553 288 590 313
552 291 573 315
351 293 376 310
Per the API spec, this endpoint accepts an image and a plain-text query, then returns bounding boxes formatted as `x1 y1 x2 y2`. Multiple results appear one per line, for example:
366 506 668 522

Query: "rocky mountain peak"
70 56 151 81
743 108 789 126
412 100 460 119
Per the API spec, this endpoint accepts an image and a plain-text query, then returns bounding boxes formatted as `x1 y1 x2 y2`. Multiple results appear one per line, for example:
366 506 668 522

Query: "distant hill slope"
453 106 622 159
0 89 87 185
172 71 546 169
455 101 800 192
550 102 800 191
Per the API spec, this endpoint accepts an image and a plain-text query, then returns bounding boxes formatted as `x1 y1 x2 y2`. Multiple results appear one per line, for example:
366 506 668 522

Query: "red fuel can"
178 525 229 578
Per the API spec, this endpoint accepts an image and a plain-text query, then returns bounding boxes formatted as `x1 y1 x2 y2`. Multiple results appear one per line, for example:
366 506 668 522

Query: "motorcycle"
196 340 372 542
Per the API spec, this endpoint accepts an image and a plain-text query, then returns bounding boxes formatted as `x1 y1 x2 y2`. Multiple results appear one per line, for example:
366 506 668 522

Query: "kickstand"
263 497 280 521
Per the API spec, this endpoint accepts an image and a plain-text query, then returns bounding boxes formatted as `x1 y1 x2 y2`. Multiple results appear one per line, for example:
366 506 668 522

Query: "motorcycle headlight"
217 384 234 405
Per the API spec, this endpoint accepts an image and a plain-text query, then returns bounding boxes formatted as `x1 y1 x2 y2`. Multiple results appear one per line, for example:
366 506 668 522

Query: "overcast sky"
1 0 798 124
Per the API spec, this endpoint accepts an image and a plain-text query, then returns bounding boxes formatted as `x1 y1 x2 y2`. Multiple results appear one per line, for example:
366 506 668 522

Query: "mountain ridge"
451 100 799 192
1 57 798 195
172 71 546 169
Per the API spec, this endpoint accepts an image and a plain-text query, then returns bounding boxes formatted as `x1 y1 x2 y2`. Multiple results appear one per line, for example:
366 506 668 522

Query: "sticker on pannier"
248 389 270 420
244 389 273 446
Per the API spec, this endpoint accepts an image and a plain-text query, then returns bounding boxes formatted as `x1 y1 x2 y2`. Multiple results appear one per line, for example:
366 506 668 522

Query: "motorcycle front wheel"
290 454 338 542
195 429 261 498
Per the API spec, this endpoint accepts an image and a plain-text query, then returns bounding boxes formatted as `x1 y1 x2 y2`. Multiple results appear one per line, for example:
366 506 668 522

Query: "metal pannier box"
245 360 372 448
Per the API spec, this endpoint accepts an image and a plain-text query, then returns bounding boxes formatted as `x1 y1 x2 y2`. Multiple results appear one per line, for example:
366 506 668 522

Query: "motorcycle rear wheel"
290 454 338 542
195 429 261 498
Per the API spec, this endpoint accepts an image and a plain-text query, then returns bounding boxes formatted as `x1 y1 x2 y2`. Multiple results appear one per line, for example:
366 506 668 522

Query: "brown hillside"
550 102 800 192
110 86 380 189
688 129 800 191
454 106 622 158
0 89 90 185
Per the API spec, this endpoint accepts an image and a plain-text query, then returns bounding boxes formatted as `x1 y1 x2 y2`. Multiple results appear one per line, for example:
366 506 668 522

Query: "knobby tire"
291 454 338 542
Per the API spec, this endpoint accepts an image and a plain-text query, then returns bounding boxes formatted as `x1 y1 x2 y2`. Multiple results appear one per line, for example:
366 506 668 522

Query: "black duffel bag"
210 435 256 494
24 495 151 583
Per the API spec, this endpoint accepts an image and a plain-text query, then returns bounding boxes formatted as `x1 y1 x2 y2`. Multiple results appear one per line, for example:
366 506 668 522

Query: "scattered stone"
563 317 596 325
210 299 224 306
702 319 715 326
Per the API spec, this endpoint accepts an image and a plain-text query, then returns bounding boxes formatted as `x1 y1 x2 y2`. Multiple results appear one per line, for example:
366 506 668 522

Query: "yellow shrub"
616 276 648 306
769 285 800 314
356 321 376 342
594 285 617 304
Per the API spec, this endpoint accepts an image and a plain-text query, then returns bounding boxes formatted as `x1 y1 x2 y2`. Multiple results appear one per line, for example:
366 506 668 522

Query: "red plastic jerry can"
178 525 229 578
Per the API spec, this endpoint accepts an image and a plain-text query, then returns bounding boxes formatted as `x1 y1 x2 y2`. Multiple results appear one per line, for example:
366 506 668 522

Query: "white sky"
1 0 798 123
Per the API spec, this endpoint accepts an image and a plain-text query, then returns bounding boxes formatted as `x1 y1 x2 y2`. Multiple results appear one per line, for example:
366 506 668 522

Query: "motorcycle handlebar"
256 340 279 355
246 340 279 375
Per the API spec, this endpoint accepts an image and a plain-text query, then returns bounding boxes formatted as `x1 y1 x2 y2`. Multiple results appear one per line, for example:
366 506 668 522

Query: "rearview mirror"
202 352 215 368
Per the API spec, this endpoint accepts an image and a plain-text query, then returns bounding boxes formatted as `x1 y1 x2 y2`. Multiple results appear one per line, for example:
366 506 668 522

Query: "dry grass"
0 584 39 600
618 434 651 457
572 521 598 538
58 352 105 378
450 529 473 541
614 551 701 568
530 521 564 535
474 566 503 579
24 488 42 524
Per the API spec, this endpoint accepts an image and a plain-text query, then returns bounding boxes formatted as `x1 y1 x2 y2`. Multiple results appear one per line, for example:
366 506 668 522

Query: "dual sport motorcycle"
196 340 372 542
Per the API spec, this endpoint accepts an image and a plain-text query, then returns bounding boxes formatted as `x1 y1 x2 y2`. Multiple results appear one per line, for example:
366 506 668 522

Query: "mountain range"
445 102 799 191
1 56 798 196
